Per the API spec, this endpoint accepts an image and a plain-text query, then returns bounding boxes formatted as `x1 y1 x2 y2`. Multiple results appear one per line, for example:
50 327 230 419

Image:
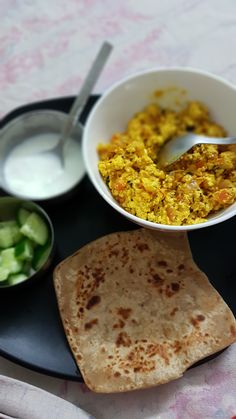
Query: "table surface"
1 1 236 418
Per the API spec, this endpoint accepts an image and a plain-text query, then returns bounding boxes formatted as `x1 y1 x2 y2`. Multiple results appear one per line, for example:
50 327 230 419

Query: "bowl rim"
0 196 55 288
83 66 236 231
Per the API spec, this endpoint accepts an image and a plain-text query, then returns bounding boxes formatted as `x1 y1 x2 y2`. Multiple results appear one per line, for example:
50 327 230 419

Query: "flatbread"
53 229 236 393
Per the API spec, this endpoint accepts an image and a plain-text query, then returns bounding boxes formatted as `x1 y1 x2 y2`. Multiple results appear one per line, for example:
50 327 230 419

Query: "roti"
53 229 236 393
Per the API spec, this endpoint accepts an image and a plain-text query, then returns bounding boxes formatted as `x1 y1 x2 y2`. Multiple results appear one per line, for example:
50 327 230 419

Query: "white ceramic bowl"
82 67 236 231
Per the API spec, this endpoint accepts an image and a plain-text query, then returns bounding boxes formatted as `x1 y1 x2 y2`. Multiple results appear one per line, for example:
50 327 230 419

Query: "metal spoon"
43 41 113 165
158 133 236 167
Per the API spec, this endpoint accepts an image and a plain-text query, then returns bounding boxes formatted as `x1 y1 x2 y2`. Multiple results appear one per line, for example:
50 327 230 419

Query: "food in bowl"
54 228 236 392
0 205 52 287
98 101 236 225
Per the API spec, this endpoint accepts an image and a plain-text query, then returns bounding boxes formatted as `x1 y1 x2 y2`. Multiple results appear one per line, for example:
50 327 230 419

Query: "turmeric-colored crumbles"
98 101 236 225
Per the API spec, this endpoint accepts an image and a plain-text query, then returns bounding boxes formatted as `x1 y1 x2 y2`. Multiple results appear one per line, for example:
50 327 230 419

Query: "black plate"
0 96 235 382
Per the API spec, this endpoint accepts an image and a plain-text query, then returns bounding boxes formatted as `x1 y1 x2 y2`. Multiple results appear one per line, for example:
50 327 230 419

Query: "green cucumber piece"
15 239 34 261
20 212 49 246
32 243 51 271
0 267 9 282
8 273 28 285
17 208 30 226
1 248 23 274
0 221 22 248
22 261 32 275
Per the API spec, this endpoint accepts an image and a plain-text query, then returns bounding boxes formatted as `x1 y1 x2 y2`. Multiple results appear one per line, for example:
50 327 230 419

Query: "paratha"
53 229 236 393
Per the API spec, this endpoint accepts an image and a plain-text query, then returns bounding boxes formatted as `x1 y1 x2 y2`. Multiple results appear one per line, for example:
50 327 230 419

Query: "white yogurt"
4 133 85 199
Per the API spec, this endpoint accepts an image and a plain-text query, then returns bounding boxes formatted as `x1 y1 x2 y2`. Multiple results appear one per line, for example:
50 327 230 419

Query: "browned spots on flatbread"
148 272 164 287
170 307 179 317
146 343 170 365
158 260 167 267
230 325 236 337
191 315 205 328
172 340 182 354
164 282 181 297
167 268 173 273
129 266 134 274
171 282 180 292
113 319 125 329
116 332 132 347
114 371 121 377
178 264 185 270
125 349 156 373
117 308 132 320
135 242 150 252
91 268 105 286
121 247 129 267
65 327 70 335
191 318 198 327
84 264 90 278
109 249 119 257
153 273 163 284
84 318 98 330
86 295 101 310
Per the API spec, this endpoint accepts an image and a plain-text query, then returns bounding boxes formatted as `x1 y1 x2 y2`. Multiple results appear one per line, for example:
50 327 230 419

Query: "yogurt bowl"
0 110 85 201
82 67 236 231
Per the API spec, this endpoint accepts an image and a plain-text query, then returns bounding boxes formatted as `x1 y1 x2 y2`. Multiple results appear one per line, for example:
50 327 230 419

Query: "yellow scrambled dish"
98 101 236 225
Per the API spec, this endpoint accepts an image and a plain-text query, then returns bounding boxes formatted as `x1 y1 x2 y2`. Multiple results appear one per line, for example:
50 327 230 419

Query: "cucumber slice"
32 243 51 271
20 212 49 246
17 208 30 226
15 239 34 261
8 273 27 285
0 267 9 282
0 221 22 248
22 261 32 275
1 248 23 274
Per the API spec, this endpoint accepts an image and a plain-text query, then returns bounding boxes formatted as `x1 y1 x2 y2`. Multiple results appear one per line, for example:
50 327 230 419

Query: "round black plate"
0 96 235 382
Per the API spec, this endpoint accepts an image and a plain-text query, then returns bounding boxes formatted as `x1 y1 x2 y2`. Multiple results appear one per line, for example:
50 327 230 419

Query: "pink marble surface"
0 0 236 418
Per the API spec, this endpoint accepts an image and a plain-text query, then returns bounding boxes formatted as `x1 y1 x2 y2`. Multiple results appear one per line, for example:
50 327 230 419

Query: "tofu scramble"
98 101 236 225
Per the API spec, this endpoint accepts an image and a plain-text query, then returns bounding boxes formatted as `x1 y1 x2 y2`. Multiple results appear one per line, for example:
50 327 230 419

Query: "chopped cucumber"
32 242 51 270
22 261 32 275
8 273 28 285
0 267 9 282
0 221 22 248
20 212 49 246
1 248 23 274
0 206 52 287
17 208 30 226
15 239 34 261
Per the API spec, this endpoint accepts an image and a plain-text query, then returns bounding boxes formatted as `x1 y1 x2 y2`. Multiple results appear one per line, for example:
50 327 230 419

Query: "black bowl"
0 196 55 291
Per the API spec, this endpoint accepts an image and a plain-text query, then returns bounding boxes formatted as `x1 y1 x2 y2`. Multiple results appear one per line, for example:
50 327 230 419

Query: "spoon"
44 41 113 165
158 133 236 167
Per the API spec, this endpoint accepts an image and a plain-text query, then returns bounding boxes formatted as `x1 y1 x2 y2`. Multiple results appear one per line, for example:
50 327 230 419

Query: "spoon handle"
195 135 236 145
61 41 113 140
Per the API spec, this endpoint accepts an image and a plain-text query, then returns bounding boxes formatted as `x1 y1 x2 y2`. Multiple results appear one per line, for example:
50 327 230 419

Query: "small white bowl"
82 67 236 231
